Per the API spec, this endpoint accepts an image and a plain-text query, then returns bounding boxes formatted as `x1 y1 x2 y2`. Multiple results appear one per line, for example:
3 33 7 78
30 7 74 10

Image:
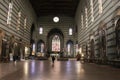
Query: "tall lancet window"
98 0 103 14
52 35 60 52
32 43 36 55
81 14 84 28
17 11 21 30
24 17 27 29
85 7 88 28
69 28 73 35
7 2 13 25
41 43 44 53
90 0 94 22
67 44 71 55
39 27 43 34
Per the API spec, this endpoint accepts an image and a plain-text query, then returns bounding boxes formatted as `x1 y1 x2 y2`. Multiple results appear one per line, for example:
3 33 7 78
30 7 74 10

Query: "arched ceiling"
47 28 64 38
29 0 80 17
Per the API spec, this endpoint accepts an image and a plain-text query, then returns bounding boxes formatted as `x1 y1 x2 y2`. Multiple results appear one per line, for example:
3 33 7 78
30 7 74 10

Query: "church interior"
0 0 120 80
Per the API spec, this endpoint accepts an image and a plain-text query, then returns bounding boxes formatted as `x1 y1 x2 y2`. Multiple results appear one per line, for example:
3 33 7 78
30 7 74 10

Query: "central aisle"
0 60 120 80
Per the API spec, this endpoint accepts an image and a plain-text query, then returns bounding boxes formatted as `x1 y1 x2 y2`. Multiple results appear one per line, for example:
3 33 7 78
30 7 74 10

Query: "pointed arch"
66 40 74 56
37 39 45 53
98 21 107 59
47 28 64 53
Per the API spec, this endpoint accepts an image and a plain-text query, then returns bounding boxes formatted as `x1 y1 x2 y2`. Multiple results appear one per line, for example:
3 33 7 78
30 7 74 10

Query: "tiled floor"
0 60 120 80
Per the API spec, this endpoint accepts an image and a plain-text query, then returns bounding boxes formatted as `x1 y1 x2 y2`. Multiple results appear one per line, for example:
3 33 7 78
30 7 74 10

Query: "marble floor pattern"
0 60 120 80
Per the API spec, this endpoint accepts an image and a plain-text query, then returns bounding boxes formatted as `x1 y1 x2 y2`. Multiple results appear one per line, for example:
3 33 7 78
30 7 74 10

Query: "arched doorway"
47 28 64 56
89 38 95 62
37 40 45 57
66 40 74 57
116 18 120 58
89 32 95 62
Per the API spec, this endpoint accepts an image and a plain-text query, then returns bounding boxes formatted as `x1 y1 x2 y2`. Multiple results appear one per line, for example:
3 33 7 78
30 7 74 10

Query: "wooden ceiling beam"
29 0 80 17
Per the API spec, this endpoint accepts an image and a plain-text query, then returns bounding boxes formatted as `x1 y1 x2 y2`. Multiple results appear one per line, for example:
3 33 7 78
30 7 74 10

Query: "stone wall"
0 0 37 43
36 16 76 56
75 0 120 59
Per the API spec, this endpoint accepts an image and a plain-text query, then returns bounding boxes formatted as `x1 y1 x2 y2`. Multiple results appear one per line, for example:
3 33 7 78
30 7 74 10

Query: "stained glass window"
52 35 60 52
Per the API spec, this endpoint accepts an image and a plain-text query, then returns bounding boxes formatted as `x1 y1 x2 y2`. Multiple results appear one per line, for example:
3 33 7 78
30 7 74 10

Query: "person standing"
52 56 55 64
76 53 81 61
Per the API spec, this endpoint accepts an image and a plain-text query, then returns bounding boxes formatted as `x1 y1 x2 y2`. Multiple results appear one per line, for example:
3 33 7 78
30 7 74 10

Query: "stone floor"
0 60 120 80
